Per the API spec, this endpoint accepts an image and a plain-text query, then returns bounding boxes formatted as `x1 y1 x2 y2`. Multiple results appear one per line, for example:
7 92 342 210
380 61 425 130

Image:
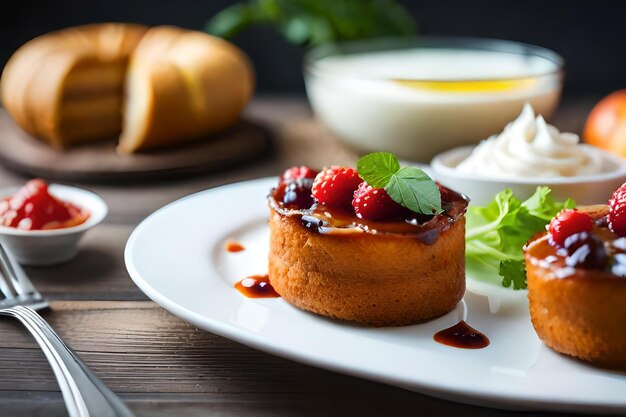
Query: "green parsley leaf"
465 187 574 290
499 259 527 290
356 152 400 188
386 167 443 215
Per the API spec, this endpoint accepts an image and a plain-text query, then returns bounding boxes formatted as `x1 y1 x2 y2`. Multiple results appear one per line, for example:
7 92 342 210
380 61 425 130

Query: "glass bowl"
304 36 564 162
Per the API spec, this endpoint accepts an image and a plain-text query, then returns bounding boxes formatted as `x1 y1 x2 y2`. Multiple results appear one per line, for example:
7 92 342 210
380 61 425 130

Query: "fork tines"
0 244 48 311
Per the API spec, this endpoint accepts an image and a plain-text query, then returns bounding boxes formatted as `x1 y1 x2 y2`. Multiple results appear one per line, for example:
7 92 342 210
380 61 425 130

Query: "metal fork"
0 243 135 417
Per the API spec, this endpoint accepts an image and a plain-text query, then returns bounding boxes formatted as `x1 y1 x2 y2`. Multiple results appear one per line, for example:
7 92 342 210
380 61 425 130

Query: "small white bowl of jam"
0 179 108 265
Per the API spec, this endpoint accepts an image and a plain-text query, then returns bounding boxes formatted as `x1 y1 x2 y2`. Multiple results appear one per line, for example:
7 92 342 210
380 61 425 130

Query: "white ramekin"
431 145 626 206
0 184 108 266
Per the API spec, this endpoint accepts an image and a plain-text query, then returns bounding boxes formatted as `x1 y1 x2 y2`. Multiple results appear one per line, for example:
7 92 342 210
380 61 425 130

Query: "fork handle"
2 306 135 417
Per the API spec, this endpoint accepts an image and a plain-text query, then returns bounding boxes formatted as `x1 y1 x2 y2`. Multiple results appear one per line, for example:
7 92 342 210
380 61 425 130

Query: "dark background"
2 0 626 99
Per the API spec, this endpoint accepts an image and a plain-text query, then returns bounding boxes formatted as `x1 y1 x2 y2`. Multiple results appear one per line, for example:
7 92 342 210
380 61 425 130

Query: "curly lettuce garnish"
465 187 575 290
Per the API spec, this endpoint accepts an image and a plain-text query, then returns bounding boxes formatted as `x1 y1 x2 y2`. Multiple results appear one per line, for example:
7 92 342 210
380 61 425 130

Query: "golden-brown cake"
525 205 626 369
267 165 469 327
269 211 466 326
0 24 254 152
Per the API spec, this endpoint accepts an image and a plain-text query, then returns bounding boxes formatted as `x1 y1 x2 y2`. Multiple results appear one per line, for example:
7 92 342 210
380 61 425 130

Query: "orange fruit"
584 89 626 157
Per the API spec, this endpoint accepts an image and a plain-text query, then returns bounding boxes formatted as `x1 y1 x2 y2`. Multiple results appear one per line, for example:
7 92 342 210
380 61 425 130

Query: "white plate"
125 178 626 414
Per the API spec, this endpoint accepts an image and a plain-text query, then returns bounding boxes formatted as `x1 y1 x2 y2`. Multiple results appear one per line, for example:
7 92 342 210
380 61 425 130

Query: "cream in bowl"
0 179 108 265
305 37 563 162
431 105 626 206
457 103 603 177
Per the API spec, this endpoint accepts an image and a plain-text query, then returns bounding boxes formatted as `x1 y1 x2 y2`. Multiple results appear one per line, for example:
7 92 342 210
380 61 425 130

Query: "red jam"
0 179 89 230
270 183 468 245
235 274 280 298
527 224 620 277
269 165 468 245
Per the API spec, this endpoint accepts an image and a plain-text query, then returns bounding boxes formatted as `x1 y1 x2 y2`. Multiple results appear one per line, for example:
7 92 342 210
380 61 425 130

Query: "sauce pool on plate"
235 274 280 298
225 241 245 252
434 321 490 349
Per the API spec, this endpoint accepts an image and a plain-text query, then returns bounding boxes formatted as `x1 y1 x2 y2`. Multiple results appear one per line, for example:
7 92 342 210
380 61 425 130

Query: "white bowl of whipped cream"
431 103 626 205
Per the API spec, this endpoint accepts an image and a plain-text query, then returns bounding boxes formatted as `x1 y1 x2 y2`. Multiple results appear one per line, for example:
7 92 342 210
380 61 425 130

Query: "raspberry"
352 182 406 220
280 166 318 184
609 183 626 236
548 209 593 248
311 166 361 208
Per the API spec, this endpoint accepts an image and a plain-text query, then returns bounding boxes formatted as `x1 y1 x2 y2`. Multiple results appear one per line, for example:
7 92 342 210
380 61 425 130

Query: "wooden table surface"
0 96 602 417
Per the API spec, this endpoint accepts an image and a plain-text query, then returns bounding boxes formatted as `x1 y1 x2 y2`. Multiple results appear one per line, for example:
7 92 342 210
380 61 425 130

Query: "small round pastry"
525 202 626 369
267 164 468 327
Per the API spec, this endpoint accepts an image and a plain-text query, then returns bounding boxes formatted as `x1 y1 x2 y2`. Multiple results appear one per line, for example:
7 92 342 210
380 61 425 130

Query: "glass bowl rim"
304 35 564 83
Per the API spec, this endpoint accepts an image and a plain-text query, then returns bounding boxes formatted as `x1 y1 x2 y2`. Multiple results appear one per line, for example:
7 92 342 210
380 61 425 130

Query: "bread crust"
268 209 466 326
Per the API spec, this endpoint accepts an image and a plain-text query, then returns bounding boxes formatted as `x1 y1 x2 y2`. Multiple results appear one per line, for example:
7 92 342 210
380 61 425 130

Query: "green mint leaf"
356 152 400 188
499 260 527 290
357 152 442 215
385 167 443 215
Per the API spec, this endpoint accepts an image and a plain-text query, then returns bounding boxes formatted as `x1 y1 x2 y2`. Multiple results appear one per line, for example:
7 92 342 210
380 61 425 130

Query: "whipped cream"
456 104 604 177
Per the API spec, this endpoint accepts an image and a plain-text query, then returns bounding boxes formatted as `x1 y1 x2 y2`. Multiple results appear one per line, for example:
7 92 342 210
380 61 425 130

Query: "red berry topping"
280 166 318 184
352 181 405 220
311 166 361 208
548 209 593 247
609 183 626 236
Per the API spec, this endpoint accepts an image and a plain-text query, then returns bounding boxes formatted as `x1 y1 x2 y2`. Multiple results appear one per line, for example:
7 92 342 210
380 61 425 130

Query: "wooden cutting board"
0 109 272 182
